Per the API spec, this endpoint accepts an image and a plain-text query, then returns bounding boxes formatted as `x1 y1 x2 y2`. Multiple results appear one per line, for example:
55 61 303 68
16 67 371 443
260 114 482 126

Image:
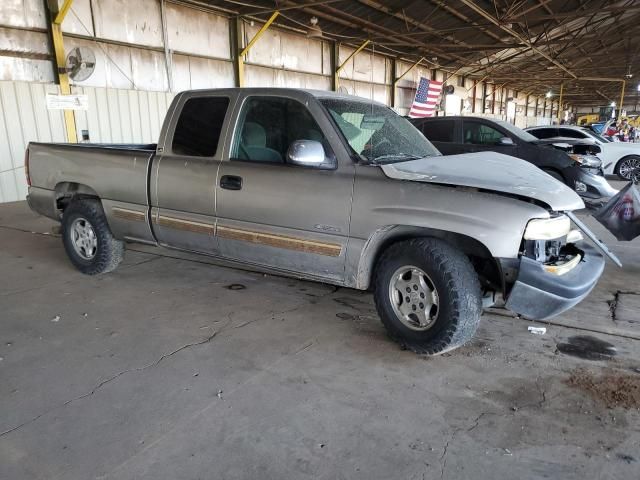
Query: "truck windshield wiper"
370 153 424 164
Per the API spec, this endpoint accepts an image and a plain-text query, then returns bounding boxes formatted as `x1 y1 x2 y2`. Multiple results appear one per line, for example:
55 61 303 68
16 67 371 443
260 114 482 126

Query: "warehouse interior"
1 1 640 479
3 0 639 202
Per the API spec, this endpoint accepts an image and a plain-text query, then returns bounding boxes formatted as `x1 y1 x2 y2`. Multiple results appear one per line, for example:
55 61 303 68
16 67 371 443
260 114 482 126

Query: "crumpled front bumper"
562 166 618 202
504 243 604 320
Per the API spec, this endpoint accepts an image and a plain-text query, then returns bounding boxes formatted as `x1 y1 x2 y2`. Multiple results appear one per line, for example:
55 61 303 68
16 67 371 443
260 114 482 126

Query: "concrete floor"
1 189 639 480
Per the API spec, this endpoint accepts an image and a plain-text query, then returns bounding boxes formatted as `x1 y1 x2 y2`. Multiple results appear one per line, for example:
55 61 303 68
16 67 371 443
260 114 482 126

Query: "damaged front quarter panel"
379 151 585 211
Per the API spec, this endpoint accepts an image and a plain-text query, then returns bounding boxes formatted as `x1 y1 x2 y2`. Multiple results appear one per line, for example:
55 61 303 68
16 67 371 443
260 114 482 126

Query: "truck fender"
351 225 503 294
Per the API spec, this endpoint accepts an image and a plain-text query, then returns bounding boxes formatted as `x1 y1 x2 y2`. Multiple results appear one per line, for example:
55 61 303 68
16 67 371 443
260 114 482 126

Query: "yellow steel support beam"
395 57 424 84
55 0 74 24
237 11 279 87
619 80 626 117
335 40 370 90
50 0 77 143
392 57 423 108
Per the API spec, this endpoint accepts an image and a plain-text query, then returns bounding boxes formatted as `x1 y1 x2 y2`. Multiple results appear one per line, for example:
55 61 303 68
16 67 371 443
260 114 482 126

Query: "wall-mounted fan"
65 47 96 82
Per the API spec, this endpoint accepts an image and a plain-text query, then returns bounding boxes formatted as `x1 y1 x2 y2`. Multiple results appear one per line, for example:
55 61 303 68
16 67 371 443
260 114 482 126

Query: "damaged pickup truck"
25 88 617 354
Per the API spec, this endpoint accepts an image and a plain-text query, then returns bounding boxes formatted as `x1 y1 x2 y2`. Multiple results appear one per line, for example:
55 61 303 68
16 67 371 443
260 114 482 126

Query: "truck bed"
27 142 156 216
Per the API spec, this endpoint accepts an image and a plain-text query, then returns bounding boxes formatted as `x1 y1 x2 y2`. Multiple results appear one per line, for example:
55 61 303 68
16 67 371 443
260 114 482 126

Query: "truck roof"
179 87 388 107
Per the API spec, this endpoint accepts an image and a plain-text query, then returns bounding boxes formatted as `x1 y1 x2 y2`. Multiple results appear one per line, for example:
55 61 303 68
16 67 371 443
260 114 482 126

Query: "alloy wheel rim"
619 158 640 179
388 266 439 331
70 217 98 260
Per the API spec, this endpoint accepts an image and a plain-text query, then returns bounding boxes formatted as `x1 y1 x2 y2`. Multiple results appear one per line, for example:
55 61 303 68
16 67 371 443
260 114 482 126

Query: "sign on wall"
45 93 89 110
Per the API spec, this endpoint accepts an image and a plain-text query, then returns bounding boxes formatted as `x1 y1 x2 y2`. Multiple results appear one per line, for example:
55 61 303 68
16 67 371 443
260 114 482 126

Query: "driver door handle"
220 175 243 191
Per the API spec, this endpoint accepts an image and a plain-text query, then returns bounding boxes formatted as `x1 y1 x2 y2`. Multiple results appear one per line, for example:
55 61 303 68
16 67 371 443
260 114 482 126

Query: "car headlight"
568 153 602 168
524 215 571 240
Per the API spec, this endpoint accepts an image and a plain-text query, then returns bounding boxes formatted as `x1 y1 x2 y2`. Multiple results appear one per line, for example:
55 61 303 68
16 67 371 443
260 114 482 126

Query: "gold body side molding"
154 215 215 236
217 225 342 257
112 207 146 223
149 214 341 257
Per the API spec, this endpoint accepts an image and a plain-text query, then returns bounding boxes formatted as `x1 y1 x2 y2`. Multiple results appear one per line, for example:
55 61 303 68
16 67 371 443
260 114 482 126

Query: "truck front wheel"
61 199 124 275
373 238 482 355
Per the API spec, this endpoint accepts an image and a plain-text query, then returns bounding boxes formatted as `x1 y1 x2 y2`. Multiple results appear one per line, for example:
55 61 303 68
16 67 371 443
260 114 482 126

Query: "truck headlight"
524 215 571 240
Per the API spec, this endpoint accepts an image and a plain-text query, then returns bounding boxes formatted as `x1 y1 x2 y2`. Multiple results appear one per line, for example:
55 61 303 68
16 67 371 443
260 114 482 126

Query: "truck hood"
379 151 584 211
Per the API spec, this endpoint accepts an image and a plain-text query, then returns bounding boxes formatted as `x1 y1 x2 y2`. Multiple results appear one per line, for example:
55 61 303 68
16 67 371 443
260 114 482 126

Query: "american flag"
409 77 443 118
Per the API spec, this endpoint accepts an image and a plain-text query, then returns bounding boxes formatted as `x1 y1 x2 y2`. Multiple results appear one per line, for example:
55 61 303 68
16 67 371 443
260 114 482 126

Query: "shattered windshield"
320 98 440 164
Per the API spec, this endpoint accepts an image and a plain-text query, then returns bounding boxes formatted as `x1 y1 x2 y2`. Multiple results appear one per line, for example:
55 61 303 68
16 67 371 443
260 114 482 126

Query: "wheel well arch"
54 182 100 213
614 154 640 173
355 226 503 295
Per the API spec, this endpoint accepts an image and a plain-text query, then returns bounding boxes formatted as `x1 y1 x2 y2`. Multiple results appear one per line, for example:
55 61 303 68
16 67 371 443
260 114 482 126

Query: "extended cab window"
172 97 229 157
421 120 455 143
232 97 328 164
463 122 504 145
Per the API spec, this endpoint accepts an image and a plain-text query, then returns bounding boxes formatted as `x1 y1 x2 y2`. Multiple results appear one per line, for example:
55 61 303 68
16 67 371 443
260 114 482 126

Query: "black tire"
615 155 640 181
373 238 482 355
61 199 124 275
542 169 565 184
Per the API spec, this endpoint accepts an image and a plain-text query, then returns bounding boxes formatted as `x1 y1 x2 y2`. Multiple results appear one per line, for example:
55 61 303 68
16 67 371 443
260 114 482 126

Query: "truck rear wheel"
373 238 482 355
61 199 124 275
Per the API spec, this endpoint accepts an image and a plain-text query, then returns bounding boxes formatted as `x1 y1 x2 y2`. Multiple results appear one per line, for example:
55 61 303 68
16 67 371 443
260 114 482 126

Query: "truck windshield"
320 98 440 164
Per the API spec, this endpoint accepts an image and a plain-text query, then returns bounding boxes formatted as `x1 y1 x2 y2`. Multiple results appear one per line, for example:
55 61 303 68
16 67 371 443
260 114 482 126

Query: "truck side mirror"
496 136 515 146
287 140 333 169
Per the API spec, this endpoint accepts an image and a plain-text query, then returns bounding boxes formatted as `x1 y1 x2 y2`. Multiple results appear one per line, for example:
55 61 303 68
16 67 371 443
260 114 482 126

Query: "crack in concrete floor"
0 284 338 439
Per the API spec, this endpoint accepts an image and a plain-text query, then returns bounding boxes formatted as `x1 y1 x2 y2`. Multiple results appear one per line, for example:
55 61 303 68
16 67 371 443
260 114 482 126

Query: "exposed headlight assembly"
568 153 602 168
524 215 571 240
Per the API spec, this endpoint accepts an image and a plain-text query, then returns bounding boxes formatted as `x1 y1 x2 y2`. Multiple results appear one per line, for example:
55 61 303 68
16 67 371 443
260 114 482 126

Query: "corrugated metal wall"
0 81 66 203
71 86 174 144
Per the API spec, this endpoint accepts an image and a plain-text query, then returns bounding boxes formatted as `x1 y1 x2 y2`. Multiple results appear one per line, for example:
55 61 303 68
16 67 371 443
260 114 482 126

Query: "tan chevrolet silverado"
25 88 617 354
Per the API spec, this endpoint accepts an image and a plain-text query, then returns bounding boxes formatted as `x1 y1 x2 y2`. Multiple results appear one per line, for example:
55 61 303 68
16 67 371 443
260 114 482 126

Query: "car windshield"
491 119 539 142
581 128 609 143
319 98 440 164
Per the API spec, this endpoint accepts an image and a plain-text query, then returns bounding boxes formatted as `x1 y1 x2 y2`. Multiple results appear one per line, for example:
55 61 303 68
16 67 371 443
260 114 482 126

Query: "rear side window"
171 97 229 156
529 127 557 139
558 128 586 139
420 120 455 142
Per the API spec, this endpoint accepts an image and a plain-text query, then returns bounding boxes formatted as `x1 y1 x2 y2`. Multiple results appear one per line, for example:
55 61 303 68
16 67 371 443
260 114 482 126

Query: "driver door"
215 94 355 283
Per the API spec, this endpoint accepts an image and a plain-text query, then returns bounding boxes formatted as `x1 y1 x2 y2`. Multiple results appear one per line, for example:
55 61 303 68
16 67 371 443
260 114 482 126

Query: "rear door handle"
220 175 242 190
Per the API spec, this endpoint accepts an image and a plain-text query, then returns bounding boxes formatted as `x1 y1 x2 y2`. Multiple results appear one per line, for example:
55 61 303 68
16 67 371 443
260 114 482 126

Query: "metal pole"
472 80 477 113
481 82 487 113
558 83 564 122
